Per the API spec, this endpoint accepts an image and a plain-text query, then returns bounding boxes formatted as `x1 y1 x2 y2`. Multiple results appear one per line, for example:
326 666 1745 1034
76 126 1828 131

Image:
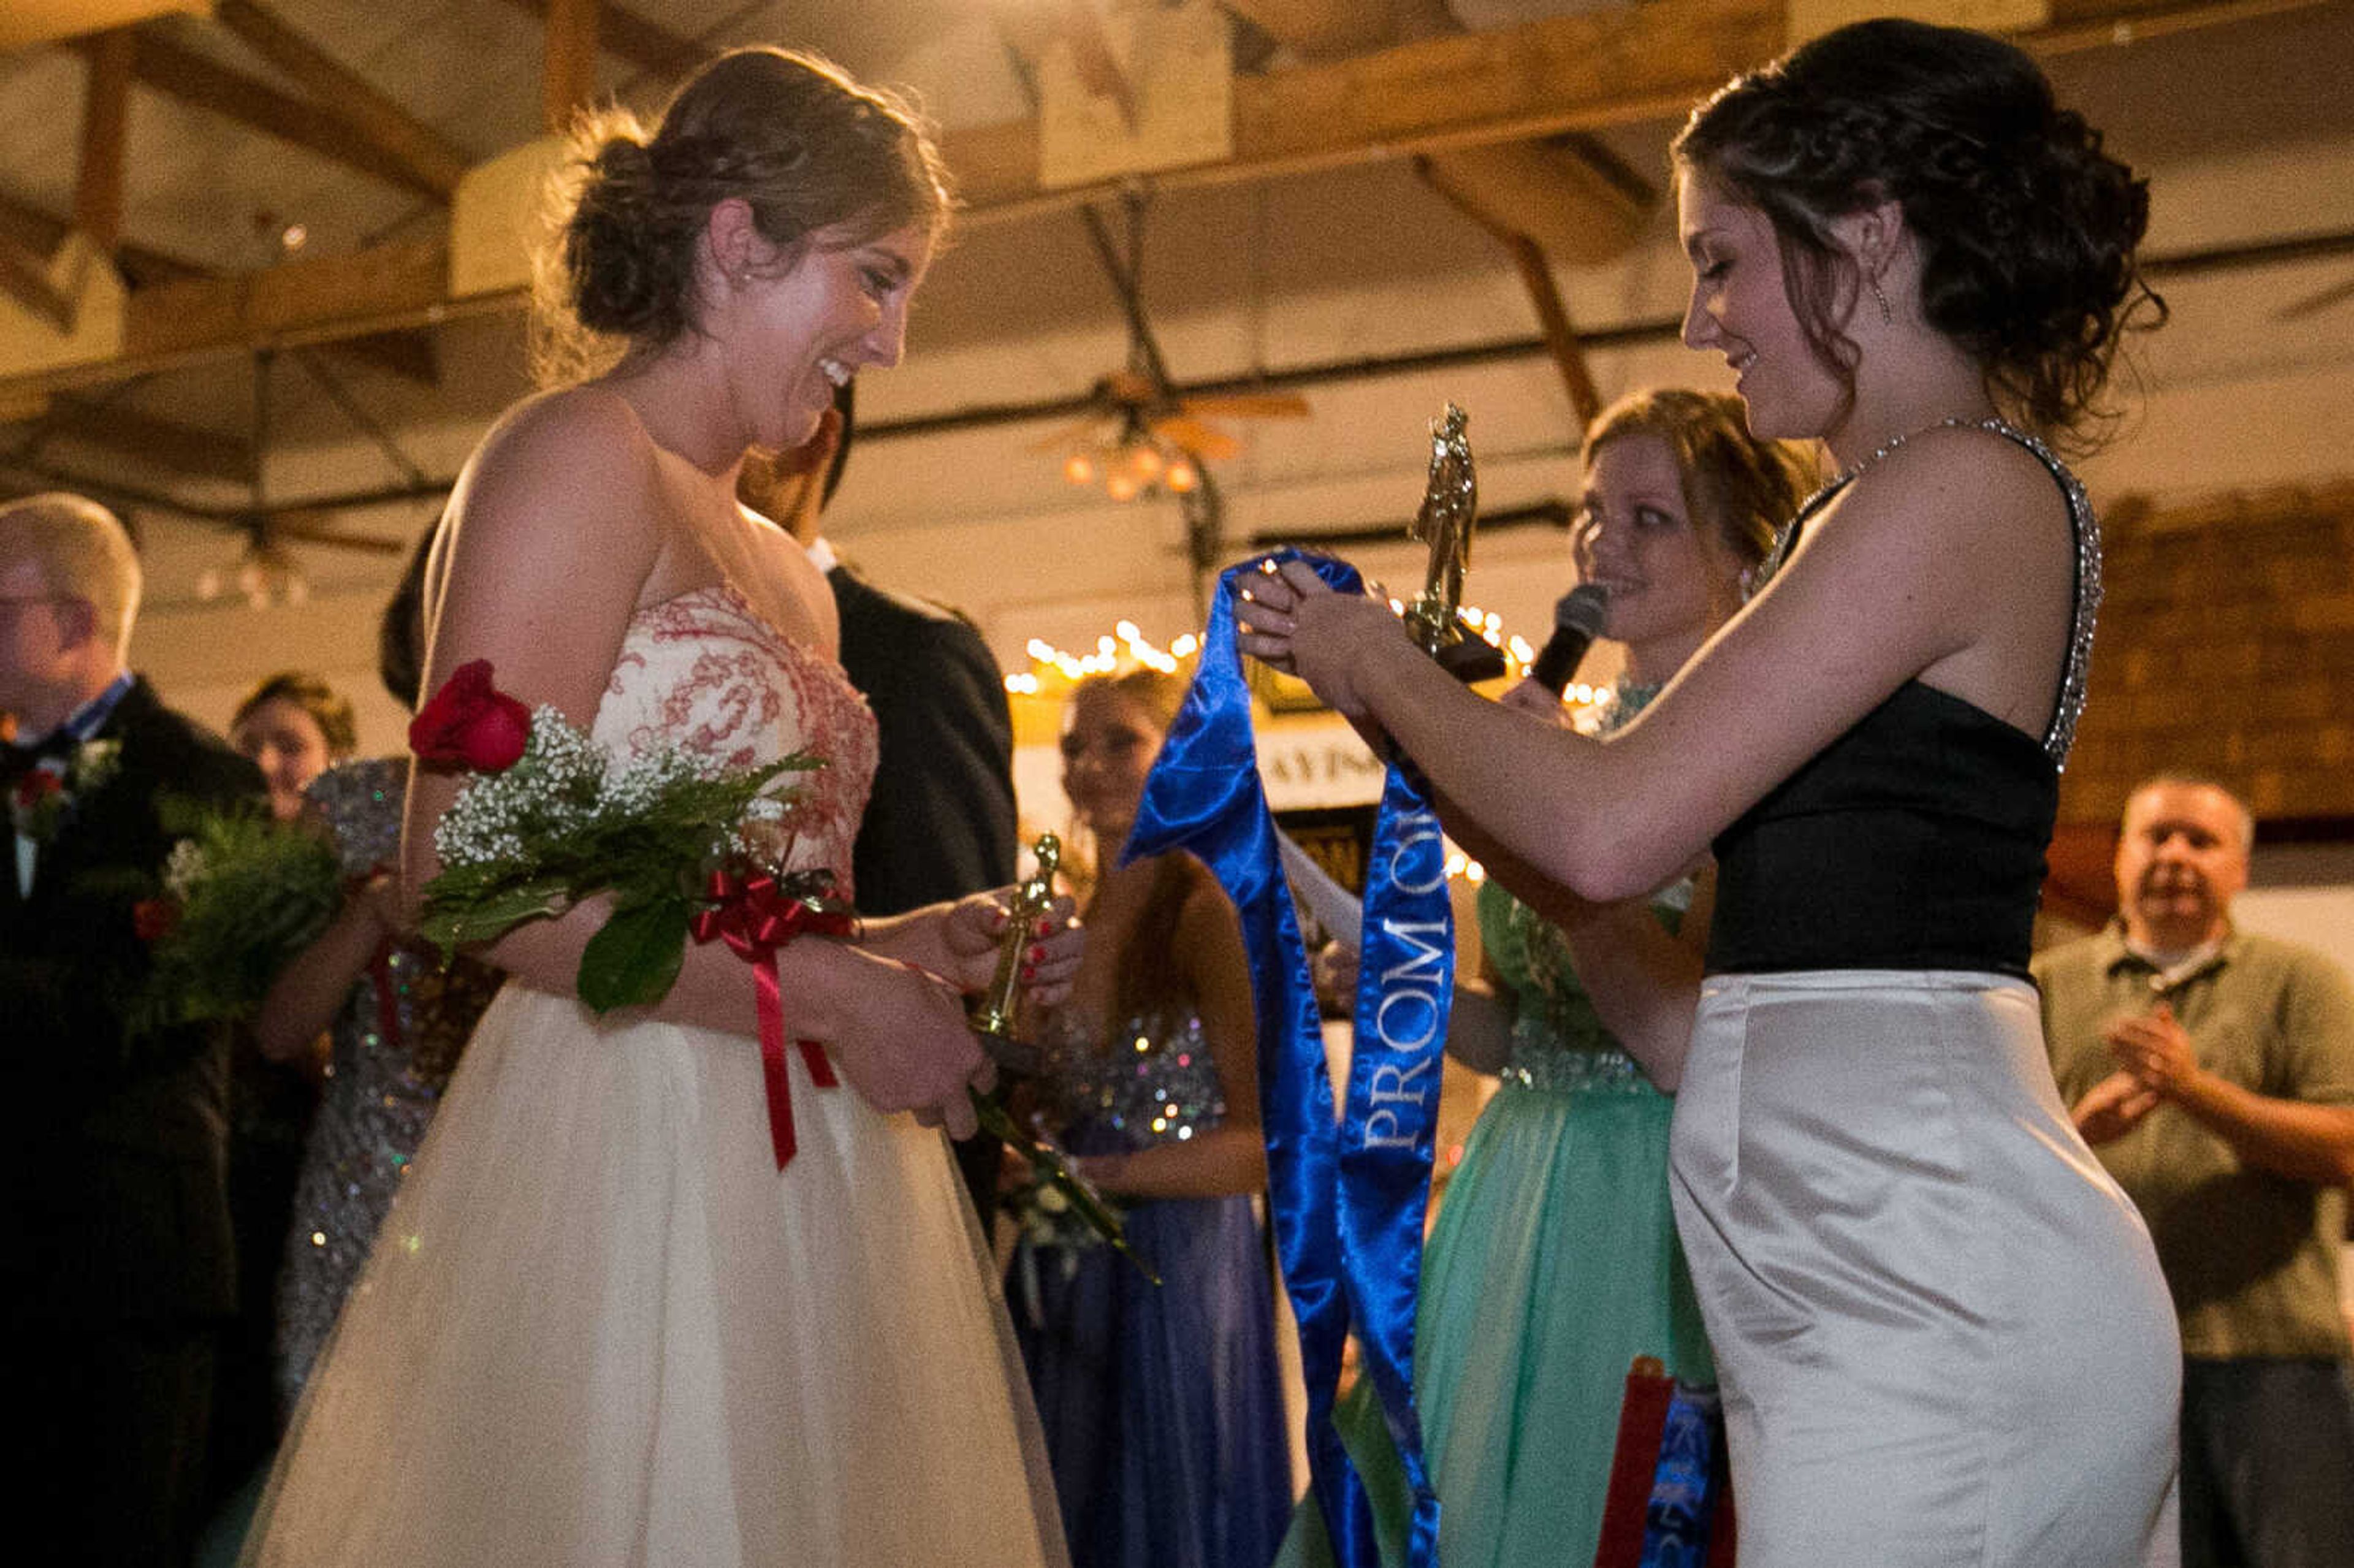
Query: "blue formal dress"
1010 1004 1292 1568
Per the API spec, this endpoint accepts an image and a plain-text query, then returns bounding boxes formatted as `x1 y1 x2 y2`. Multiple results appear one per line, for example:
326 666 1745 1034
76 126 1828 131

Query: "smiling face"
1678 172 1848 443
1575 433 1748 676
2114 781 2250 952
233 696 337 821
1059 683 1168 846
726 218 933 454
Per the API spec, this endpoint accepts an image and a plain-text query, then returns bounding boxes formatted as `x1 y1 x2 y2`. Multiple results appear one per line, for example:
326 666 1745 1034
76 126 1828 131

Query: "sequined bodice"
1043 1007 1229 1153
1478 877 1682 1097
600 583 878 889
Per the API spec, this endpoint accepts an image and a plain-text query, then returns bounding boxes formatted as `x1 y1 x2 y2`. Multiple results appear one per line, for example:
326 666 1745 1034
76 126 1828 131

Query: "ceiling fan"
1027 365 1309 498
1034 189 1311 502
196 348 416 606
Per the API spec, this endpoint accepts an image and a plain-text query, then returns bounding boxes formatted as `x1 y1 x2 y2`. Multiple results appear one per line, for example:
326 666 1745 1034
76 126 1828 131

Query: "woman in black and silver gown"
1238 20 2179 1567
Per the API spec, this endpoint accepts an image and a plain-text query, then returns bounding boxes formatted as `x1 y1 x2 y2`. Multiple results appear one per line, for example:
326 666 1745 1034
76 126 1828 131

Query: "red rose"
13 769 63 810
132 897 180 942
409 660 532 773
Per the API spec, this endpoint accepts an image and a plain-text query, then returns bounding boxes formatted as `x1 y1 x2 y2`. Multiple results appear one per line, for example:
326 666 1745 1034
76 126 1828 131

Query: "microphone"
1529 583 1610 696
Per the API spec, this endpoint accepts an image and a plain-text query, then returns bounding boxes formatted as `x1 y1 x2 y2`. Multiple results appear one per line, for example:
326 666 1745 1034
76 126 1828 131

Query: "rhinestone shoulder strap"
1752 417 2101 768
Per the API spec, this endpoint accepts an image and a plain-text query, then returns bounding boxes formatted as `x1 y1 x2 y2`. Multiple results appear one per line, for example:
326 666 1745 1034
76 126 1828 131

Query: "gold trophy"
970 832 1061 1067
1402 403 1506 683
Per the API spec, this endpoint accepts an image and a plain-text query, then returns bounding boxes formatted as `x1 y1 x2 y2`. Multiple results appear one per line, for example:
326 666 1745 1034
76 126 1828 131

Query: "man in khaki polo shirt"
2039 774 2354 1568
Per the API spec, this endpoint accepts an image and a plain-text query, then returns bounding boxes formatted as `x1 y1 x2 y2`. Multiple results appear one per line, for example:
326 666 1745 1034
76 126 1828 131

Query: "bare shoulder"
447 386 665 563
1831 424 2069 555
1173 859 1243 942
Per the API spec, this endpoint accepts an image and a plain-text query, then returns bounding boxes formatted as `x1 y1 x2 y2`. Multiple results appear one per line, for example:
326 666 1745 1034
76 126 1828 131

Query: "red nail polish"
1028 943 1046 963
1021 964 1037 981
1035 917 1054 937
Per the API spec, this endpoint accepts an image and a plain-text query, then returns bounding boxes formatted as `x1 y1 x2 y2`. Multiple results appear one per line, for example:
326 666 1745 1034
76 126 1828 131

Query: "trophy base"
969 1019 1045 1075
1434 635 1507 684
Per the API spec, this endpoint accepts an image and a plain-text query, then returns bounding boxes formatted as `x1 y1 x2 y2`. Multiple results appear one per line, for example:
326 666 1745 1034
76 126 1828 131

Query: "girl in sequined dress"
1010 669 1292 1568
253 538 500 1414
1276 390 1815 1568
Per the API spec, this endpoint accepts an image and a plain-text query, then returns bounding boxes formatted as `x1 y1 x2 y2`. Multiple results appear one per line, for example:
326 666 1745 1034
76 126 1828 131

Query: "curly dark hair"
1674 18 2163 446
534 47 953 384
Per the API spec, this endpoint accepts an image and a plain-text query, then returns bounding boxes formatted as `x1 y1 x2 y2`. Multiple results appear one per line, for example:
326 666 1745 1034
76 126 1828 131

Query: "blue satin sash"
1125 552 1446 1568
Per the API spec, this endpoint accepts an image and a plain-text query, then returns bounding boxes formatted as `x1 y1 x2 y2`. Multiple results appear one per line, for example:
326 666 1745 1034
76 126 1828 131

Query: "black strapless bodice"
1703 420 2101 982
1705 683 2055 979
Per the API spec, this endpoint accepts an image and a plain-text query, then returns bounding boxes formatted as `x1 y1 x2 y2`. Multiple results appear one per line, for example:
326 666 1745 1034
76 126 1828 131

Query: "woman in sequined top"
1279 390 1813 1568
1243 22 2180 1567
248 536 501 1414
1010 667 1292 1568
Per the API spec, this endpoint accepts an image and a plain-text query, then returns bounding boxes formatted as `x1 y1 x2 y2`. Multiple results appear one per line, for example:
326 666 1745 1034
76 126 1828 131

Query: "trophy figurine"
970 832 1061 1068
1402 403 1507 683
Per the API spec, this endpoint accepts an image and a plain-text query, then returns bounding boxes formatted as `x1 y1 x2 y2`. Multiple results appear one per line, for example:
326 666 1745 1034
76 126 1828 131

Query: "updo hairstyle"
1582 388 1819 570
1673 18 2163 443
537 47 952 384
234 671 359 759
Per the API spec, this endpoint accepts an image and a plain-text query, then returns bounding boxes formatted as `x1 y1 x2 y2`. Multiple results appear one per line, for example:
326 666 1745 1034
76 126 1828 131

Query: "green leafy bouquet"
134 802 345 1035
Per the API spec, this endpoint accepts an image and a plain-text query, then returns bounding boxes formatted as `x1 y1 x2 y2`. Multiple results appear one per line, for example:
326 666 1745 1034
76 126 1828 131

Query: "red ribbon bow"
691 867 857 1169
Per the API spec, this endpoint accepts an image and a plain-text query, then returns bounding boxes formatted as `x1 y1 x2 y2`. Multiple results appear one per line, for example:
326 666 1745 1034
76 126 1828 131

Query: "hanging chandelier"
1059 409 1201 502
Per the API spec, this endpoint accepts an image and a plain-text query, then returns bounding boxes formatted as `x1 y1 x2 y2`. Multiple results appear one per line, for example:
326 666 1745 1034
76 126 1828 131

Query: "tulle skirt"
237 984 1067 1568
1669 970 2180 1568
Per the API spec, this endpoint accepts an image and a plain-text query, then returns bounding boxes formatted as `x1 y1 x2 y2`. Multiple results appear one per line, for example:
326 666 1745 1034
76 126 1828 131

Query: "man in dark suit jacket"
0 493 265 1566
740 386 1020 1227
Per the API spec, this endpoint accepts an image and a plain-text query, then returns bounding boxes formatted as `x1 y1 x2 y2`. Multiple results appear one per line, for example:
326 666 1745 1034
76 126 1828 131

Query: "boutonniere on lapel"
10 737 121 845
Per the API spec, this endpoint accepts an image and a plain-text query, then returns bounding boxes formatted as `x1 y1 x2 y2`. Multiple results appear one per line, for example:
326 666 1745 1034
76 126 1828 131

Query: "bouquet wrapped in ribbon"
411 661 1138 1266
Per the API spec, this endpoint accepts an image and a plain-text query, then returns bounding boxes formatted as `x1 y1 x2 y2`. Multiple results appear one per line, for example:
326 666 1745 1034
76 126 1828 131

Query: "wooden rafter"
495 0 704 83
78 26 461 200
34 393 256 483
0 238 78 333
0 189 204 286
1415 154 1602 427
210 0 471 197
540 0 601 134
75 29 135 254
0 0 2323 402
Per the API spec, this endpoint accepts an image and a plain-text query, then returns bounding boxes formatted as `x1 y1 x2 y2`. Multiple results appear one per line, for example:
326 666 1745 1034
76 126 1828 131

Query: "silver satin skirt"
1670 970 2181 1567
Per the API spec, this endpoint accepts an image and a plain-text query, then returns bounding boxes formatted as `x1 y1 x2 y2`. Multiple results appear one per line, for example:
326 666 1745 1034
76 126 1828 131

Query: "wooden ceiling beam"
0 0 2318 401
75 29 135 254
84 27 460 200
541 0 600 133
953 0 1781 219
494 0 704 85
35 392 256 482
0 189 204 286
0 237 79 333
210 0 471 196
329 329 440 387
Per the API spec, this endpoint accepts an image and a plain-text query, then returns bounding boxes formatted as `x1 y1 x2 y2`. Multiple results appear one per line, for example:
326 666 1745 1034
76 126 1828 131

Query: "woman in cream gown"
239 48 1072 1568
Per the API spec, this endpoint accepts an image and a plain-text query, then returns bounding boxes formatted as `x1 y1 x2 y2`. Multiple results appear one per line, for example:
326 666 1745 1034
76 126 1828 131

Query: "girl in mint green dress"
1282 389 1816 1568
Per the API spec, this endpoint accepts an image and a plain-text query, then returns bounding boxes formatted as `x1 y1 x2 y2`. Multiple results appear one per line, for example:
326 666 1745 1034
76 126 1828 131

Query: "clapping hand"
2070 1069 2161 1144
2104 1002 2201 1099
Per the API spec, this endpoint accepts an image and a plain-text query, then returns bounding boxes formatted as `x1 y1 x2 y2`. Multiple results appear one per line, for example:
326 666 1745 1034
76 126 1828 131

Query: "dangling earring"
1869 274 1892 326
